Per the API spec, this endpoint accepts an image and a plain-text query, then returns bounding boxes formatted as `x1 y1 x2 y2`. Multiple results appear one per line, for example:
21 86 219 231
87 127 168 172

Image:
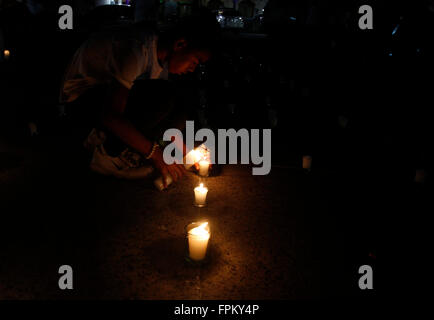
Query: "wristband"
146 142 159 159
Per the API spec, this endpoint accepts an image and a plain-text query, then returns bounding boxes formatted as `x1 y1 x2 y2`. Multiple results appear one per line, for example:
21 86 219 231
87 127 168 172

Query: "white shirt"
61 29 168 103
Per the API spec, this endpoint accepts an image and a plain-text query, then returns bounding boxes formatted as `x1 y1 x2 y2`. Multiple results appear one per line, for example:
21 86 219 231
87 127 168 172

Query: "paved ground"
0 135 351 299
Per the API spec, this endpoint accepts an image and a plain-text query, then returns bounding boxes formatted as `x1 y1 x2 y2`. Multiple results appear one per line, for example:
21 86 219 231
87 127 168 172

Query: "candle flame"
189 222 209 236
199 222 208 229
200 183 203 188
196 145 211 161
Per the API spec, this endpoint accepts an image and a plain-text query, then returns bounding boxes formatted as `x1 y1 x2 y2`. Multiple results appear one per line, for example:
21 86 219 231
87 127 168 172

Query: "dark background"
1 0 433 299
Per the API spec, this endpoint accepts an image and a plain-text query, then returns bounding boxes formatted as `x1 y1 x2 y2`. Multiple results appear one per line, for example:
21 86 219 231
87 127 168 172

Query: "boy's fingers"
168 166 179 182
161 168 169 187
162 164 185 187
170 164 185 182
177 164 186 175
175 165 184 179
177 164 187 175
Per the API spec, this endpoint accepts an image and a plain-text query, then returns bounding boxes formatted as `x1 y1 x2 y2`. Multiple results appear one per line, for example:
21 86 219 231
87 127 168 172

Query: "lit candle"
194 183 208 207
4 49 10 60
188 222 210 261
184 149 202 170
198 160 210 177
302 155 312 170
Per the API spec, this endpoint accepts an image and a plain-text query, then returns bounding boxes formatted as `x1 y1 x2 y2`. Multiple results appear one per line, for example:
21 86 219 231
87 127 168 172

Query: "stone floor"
0 135 353 299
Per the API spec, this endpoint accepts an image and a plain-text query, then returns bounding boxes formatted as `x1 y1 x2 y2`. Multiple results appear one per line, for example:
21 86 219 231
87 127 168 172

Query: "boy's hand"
151 147 185 187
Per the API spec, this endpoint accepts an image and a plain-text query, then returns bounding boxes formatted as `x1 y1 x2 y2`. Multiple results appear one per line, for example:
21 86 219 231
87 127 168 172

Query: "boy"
60 11 219 187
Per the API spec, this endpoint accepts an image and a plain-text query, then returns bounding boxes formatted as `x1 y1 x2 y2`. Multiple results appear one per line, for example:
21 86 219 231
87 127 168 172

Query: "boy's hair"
159 8 221 52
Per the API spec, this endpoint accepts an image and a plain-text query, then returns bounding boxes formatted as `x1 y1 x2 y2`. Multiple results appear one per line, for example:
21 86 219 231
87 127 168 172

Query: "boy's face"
168 40 210 75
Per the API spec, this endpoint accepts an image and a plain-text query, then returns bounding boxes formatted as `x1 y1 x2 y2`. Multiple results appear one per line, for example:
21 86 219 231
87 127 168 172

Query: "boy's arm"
101 82 185 185
101 82 153 157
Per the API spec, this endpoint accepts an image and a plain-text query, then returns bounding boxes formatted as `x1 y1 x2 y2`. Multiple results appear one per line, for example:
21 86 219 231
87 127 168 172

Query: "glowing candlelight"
195 144 210 162
198 160 210 177
194 183 208 207
4 49 10 60
184 145 211 174
188 222 210 261
184 149 202 169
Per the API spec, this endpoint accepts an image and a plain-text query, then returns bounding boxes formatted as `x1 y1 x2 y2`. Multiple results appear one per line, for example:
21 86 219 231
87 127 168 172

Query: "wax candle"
198 160 210 177
184 149 202 170
188 222 210 261
194 183 208 207
302 155 312 170
197 144 210 159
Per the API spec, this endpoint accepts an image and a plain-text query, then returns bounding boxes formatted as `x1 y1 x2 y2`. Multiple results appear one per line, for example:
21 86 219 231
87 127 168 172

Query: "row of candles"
153 145 212 262
185 146 211 207
186 146 211 263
